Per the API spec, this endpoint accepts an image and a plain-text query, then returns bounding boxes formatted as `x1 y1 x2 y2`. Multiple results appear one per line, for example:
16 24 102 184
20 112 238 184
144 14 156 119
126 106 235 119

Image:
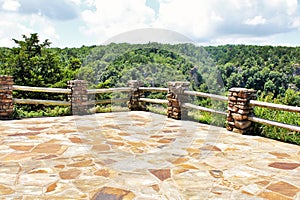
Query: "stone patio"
0 111 299 199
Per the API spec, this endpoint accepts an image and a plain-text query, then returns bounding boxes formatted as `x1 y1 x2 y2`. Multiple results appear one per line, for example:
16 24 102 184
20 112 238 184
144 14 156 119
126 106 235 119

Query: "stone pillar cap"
167 81 190 87
229 88 256 93
128 80 142 87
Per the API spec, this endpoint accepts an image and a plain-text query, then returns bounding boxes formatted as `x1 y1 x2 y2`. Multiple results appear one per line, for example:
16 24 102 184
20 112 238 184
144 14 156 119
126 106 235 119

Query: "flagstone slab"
0 111 299 199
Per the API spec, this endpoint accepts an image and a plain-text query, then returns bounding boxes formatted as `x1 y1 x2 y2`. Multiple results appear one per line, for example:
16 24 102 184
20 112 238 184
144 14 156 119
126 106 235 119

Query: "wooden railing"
248 99 300 132
87 87 131 94
138 87 299 133
1 78 299 133
13 85 71 106
183 90 300 132
12 85 131 106
139 87 169 105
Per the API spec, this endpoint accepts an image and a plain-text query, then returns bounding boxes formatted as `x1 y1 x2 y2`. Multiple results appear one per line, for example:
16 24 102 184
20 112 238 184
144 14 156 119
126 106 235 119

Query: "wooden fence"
12 85 131 106
12 85 71 106
0 77 299 134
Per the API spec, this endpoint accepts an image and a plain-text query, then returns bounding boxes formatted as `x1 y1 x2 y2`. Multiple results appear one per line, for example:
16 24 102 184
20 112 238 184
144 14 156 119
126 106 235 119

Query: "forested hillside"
0 34 299 105
0 34 299 144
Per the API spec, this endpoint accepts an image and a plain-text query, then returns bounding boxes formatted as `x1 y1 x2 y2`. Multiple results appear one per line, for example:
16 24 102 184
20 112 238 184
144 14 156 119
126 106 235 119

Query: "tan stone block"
233 128 246 134
237 109 251 115
234 121 251 130
91 187 135 200
59 168 81 179
149 169 171 181
31 142 67 155
0 184 14 195
228 96 237 101
258 191 292 200
92 144 111 152
173 107 180 113
9 145 34 151
232 113 247 121
228 106 239 112
68 159 94 167
1 152 36 161
266 181 299 197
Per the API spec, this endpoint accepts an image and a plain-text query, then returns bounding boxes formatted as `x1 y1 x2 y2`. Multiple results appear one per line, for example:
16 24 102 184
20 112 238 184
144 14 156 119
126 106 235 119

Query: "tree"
7 33 62 87
264 80 276 93
293 76 300 90
6 33 65 113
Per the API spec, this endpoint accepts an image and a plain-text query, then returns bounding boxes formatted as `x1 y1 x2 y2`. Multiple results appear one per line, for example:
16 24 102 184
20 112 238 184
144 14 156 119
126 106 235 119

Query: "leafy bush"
253 91 300 145
14 105 70 118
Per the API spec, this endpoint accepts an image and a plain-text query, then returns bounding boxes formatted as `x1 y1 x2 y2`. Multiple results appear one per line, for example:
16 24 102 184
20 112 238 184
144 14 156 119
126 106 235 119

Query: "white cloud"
2 0 20 11
78 0 300 45
150 0 300 42
67 0 81 5
154 0 214 39
244 16 267 26
29 14 59 41
291 17 300 29
81 0 156 42
0 11 58 47
0 0 300 47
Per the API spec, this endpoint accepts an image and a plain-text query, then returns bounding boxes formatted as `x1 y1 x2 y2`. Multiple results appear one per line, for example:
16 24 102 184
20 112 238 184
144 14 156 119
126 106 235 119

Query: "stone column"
167 81 190 120
68 80 88 115
0 75 14 119
127 80 147 111
227 88 256 134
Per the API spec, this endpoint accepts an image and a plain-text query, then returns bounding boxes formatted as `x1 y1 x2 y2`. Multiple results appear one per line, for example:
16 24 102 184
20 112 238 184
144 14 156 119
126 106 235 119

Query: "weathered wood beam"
13 85 71 94
13 99 70 106
184 91 228 102
248 116 300 132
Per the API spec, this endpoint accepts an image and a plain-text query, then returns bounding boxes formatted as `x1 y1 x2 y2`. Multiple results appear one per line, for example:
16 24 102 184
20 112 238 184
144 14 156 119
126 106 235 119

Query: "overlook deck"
0 111 299 199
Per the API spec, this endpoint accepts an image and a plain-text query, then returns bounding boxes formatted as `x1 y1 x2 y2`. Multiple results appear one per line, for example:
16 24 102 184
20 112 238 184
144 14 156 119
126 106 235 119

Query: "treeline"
0 34 299 105
0 34 299 144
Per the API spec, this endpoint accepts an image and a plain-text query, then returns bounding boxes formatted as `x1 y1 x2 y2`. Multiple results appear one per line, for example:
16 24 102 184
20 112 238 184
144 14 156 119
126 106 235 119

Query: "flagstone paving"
0 111 299 199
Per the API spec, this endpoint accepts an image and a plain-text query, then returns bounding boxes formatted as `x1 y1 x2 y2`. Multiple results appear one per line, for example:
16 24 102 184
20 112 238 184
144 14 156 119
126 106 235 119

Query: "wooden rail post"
127 80 147 111
0 75 14 119
167 81 190 120
227 88 256 134
68 80 88 115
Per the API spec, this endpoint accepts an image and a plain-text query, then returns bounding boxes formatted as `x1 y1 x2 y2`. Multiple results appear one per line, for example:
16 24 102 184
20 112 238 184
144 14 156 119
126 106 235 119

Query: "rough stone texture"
127 80 147 111
0 75 13 119
149 169 171 181
227 88 256 134
67 80 88 115
92 187 135 200
268 162 300 170
0 112 299 199
167 81 190 120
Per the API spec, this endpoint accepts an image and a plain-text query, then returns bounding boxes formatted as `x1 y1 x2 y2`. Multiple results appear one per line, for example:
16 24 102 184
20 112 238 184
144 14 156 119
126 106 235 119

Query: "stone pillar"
127 80 147 111
0 75 14 119
227 88 256 134
68 80 88 115
167 81 190 120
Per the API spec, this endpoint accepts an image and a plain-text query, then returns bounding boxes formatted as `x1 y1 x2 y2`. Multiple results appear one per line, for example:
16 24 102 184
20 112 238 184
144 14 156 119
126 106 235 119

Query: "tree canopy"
0 34 299 106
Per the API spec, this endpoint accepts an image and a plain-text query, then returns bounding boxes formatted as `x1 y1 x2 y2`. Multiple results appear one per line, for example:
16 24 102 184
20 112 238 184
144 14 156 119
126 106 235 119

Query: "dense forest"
0 33 299 144
1 34 299 100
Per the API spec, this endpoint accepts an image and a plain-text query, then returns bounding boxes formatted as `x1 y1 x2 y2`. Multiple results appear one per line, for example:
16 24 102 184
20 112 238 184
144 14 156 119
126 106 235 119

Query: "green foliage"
6 33 62 87
254 91 300 145
14 105 70 118
0 35 299 146
209 45 299 96
0 33 74 116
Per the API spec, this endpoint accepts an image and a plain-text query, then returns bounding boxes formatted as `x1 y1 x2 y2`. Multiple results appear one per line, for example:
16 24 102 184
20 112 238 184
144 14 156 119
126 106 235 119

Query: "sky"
1 0 300 47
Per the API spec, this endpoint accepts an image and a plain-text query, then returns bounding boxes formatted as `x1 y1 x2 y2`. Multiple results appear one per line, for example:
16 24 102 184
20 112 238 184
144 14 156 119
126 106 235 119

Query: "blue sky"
0 0 300 47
